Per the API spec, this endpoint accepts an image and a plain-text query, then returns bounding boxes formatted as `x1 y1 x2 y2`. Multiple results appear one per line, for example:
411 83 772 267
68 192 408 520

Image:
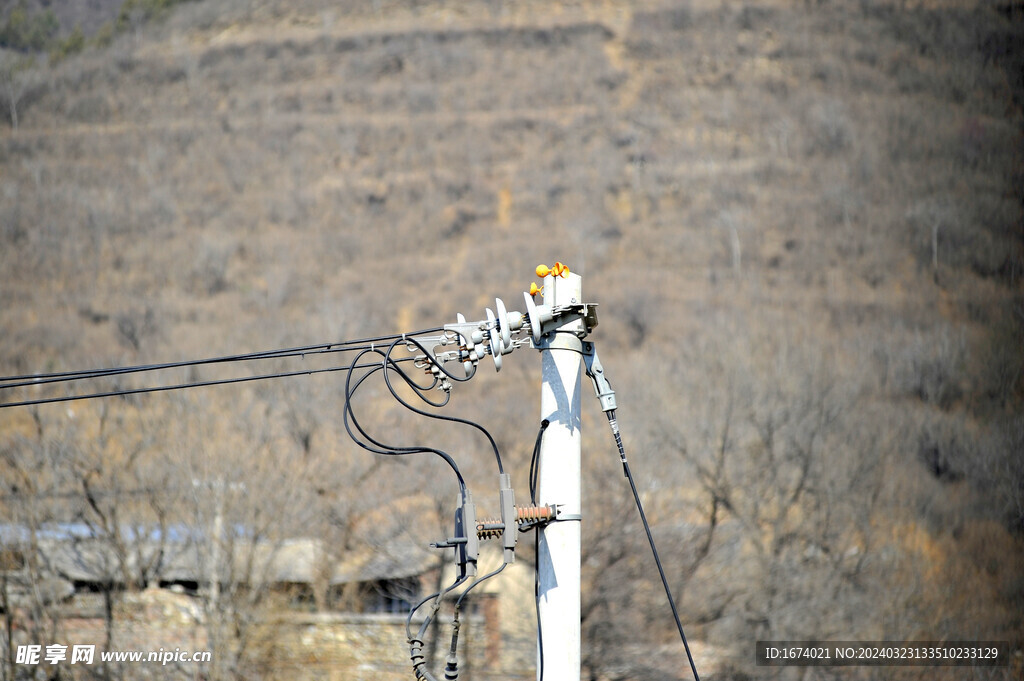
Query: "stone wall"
6 561 539 680
256 610 535 681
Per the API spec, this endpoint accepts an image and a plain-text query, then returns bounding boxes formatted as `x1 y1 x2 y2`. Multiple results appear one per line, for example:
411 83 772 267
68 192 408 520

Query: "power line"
0 357 419 409
3 280 700 680
0 328 444 409
342 346 468 491
1 322 506 681
337 336 514 681
606 411 701 681
379 336 505 474
529 419 550 680
0 329 441 388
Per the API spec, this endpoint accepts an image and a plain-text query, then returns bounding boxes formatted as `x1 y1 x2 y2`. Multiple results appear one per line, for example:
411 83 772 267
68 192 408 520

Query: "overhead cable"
0 328 444 409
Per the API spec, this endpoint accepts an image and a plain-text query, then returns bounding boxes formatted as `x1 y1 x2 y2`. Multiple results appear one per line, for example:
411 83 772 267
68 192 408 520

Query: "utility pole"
535 270 584 680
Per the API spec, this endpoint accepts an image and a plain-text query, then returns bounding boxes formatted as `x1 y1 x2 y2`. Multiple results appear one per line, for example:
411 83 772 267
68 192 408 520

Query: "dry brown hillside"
1 1 1023 679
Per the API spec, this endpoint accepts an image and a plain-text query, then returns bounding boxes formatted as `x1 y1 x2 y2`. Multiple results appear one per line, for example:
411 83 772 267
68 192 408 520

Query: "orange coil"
515 505 554 521
475 506 555 539
476 520 502 540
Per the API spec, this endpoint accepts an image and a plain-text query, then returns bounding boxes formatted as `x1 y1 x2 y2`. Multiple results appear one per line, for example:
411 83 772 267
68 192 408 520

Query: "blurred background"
0 0 1022 679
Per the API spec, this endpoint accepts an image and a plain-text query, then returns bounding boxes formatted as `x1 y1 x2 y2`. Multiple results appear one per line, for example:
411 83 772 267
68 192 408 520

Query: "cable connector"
431 492 478 578
499 473 516 563
443 615 461 680
454 491 478 578
582 342 617 413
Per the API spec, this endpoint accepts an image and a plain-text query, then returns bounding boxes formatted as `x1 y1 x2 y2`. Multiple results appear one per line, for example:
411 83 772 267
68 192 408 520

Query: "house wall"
3 544 540 679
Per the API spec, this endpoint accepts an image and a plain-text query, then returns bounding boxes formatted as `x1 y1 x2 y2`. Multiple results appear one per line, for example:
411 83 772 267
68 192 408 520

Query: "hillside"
1 0 1022 679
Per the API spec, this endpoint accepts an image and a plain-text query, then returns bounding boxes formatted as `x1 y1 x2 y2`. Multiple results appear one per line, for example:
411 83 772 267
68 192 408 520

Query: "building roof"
3 528 437 588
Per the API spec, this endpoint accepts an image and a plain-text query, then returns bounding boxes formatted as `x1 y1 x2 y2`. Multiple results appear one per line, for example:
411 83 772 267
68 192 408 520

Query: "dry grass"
1 0 1022 679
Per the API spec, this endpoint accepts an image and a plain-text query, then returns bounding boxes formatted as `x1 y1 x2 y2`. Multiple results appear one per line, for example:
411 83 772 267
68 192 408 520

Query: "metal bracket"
528 304 598 348
413 288 601 378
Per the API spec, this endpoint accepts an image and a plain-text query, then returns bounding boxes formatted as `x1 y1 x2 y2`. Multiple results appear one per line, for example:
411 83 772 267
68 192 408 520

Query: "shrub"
116 0 201 32
49 26 85 64
0 4 58 52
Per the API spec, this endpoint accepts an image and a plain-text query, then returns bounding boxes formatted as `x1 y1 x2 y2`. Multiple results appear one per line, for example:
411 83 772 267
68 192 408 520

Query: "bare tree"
0 54 35 130
0 410 75 680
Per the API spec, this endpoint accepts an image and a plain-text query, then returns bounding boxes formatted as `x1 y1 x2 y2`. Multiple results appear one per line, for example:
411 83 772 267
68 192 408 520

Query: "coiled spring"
475 504 556 539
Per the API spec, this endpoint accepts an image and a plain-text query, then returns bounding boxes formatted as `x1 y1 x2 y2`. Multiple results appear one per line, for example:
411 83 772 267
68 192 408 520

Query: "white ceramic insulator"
496 298 512 348
457 313 474 350
524 291 542 343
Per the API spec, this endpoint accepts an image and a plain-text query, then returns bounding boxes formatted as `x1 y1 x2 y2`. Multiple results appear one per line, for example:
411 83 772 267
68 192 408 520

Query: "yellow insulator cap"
536 262 570 278
529 282 543 297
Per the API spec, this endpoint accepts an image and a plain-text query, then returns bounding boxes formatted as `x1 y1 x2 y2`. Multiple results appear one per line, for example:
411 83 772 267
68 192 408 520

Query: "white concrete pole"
536 271 583 680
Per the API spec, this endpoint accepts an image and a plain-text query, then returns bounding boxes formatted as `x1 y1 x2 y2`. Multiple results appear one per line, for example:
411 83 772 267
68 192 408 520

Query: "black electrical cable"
1 321 519 679
406 574 470 642
381 338 506 474
436 561 509 680
0 328 452 408
358 335 514 679
606 410 701 681
403 558 504 681
371 335 515 681
341 348 466 491
454 562 506 611
341 350 447 454
0 329 442 389
340 346 475 681
534 531 544 681
398 334 481 385
382 361 449 408
528 419 549 505
407 574 472 681
527 419 549 680
0 344 338 390
0 358 418 409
